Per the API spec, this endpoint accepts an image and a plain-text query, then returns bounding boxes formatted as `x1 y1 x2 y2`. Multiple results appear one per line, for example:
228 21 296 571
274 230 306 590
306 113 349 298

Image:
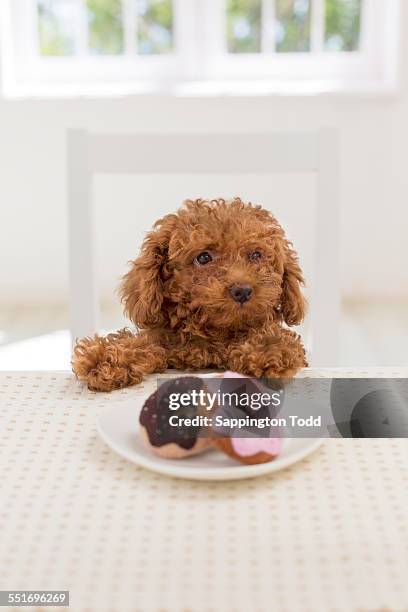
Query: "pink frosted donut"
213 436 282 465
211 371 283 464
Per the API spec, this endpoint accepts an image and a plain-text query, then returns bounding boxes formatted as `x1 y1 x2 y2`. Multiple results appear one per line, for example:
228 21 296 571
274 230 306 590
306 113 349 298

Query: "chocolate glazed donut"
139 377 212 459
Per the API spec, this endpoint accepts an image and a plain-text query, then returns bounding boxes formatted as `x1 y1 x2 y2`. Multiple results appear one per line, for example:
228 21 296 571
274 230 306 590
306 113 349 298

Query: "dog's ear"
120 217 173 329
252 205 306 326
280 242 306 326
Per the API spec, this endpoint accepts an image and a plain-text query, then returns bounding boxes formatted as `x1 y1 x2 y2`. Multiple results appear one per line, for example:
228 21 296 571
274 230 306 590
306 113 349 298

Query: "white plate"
97 398 325 481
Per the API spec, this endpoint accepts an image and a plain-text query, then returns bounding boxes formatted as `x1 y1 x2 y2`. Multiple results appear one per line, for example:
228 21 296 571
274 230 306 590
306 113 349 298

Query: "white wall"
1 6 408 306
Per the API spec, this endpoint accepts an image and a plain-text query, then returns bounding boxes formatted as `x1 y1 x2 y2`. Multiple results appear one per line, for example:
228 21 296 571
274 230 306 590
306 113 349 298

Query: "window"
37 0 174 56
1 0 399 95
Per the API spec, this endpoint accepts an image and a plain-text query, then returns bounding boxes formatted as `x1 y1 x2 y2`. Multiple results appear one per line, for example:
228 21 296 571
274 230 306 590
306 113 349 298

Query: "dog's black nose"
230 284 253 304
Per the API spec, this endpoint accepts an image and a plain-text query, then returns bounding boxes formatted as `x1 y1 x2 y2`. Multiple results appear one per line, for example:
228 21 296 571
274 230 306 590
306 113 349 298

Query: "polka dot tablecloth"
0 369 408 612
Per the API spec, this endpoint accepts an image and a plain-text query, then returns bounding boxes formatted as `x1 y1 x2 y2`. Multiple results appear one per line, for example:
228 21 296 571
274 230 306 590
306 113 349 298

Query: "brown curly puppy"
73 198 307 391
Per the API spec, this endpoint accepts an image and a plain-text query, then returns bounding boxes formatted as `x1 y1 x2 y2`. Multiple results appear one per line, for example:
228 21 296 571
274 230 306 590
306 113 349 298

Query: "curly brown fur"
72 198 307 391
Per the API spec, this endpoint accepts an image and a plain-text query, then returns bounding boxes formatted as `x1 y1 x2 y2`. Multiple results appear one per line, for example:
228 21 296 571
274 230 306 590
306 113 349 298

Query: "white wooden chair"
67 129 339 366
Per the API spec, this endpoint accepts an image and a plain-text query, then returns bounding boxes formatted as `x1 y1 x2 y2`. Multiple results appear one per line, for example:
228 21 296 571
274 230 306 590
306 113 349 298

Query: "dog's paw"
72 335 141 392
261 345 307 379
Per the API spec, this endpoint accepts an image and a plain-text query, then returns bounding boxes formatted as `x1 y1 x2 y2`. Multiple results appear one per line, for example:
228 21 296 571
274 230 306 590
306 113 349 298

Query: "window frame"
1 0 400 97
6 0 193 84
200 0 398 85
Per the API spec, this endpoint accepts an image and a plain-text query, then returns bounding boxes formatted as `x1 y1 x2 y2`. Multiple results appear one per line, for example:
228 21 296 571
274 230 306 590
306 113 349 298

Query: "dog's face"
121 199 306 333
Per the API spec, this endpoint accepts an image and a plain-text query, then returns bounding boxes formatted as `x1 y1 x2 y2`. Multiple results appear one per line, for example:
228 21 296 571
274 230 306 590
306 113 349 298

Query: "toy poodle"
73 198 307 391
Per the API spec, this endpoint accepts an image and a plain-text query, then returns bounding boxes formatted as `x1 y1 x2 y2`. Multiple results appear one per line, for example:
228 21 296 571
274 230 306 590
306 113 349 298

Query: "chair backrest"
67 129 339 366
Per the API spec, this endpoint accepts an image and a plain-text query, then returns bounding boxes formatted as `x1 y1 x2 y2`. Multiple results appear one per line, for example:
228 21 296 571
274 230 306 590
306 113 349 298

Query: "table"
0 369 407 612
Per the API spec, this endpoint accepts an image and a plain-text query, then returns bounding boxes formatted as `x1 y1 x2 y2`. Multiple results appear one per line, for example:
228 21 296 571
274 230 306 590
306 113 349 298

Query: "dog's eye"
195 251 213 265
249 250 262 262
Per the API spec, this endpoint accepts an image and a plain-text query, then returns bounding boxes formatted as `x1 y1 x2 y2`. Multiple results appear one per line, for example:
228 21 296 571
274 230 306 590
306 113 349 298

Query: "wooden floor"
0 299 407 369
